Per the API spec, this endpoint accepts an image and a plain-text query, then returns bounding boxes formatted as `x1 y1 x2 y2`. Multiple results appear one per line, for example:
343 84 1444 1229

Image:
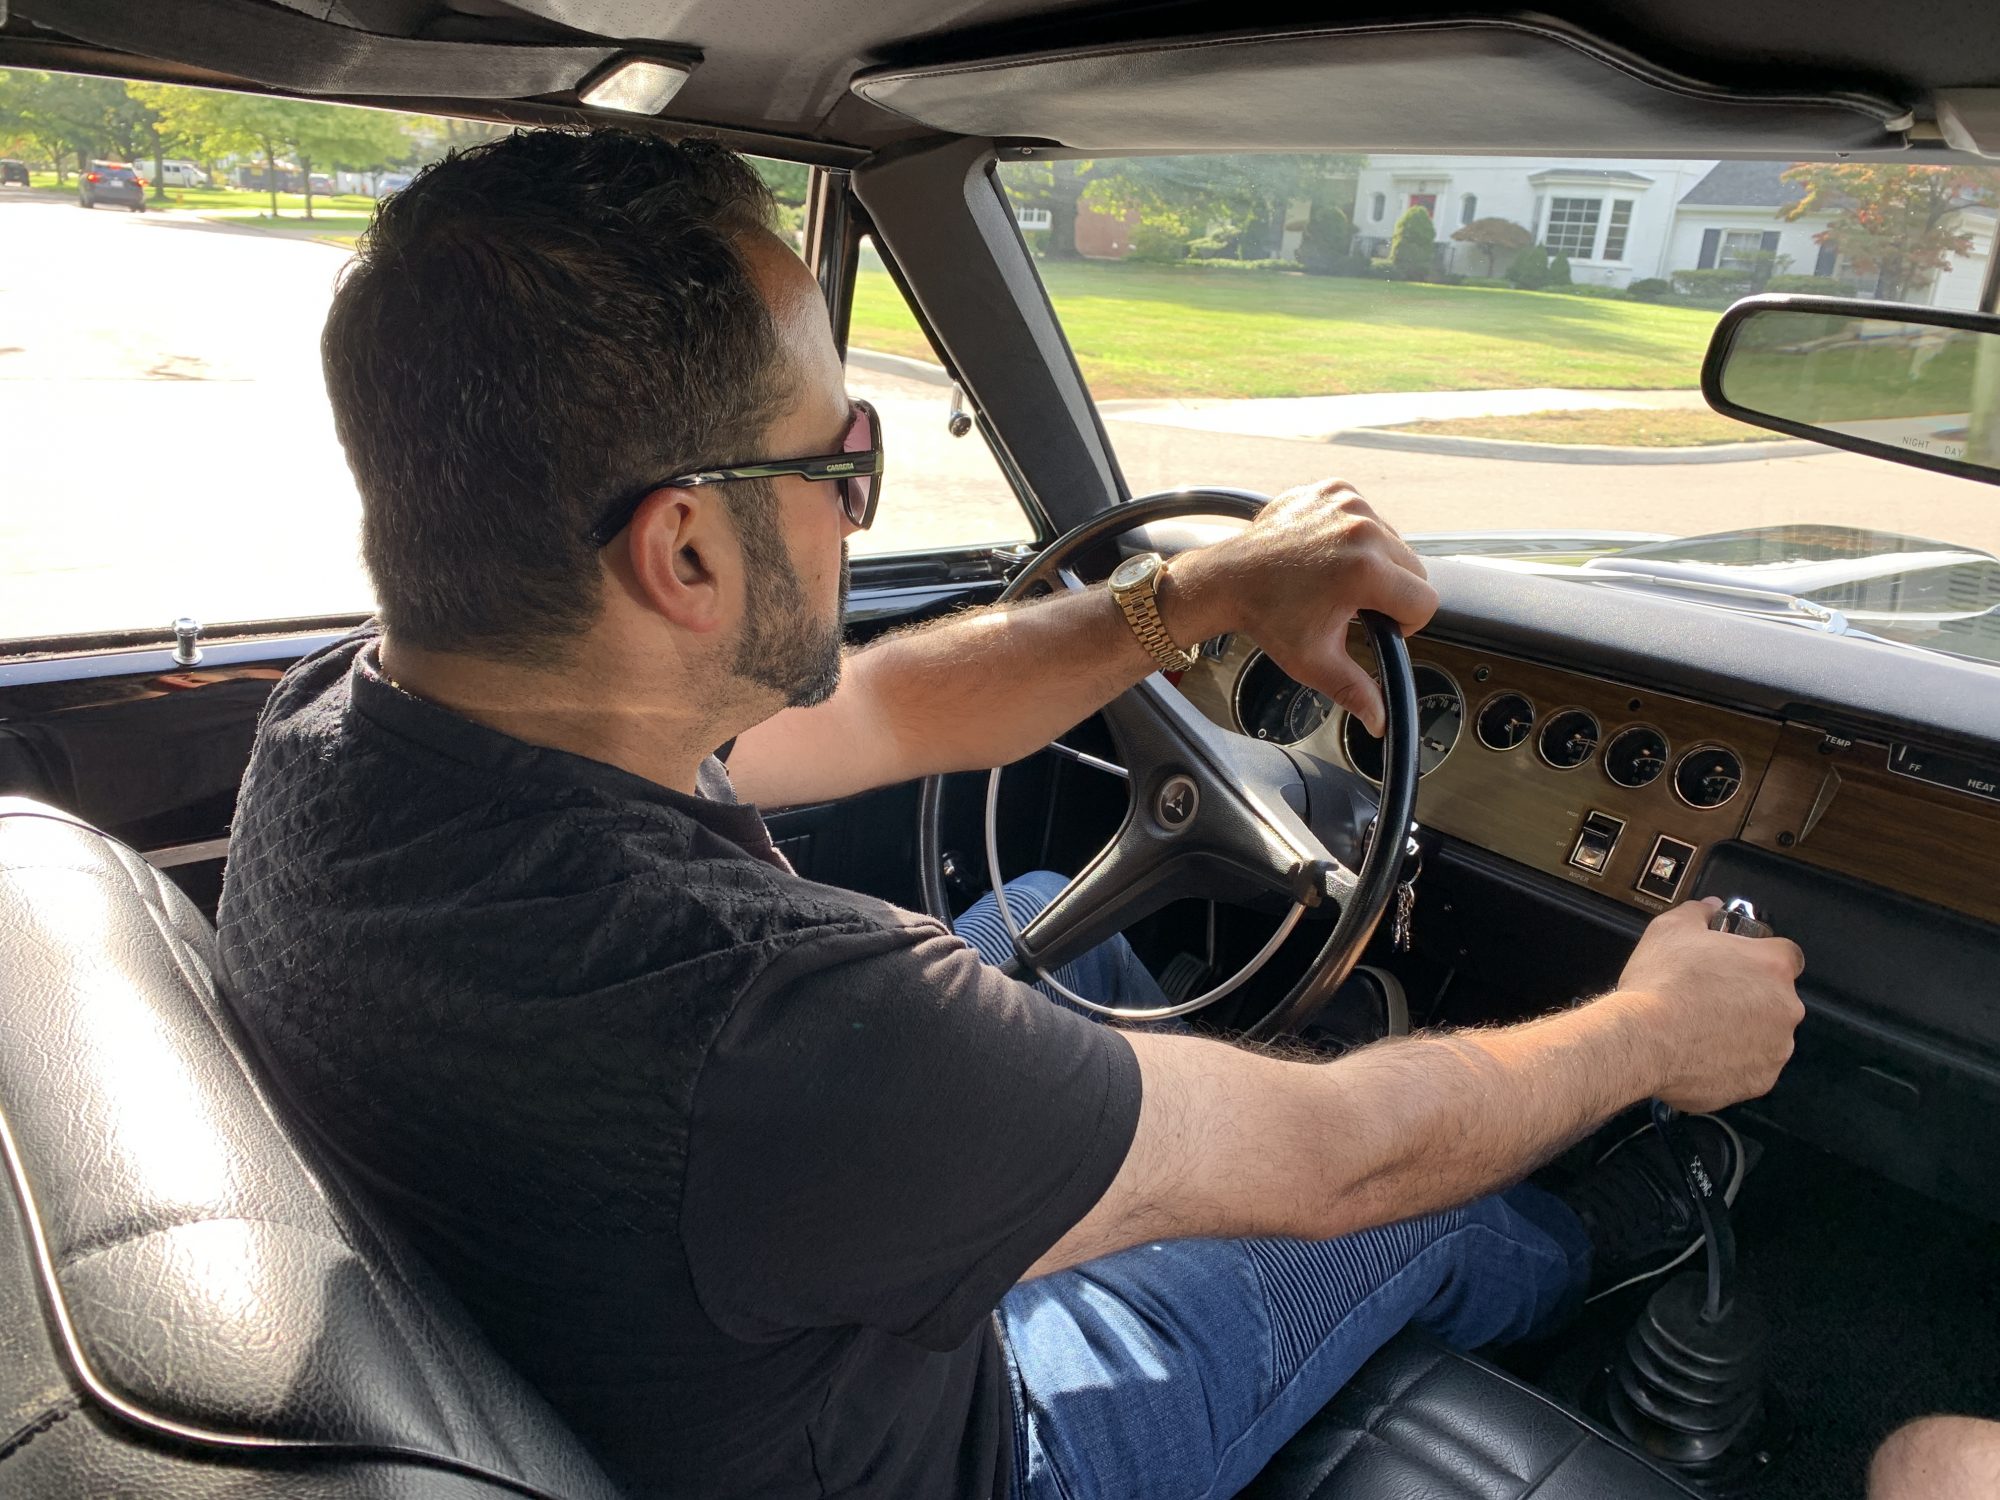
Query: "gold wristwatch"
1107 551 1198 673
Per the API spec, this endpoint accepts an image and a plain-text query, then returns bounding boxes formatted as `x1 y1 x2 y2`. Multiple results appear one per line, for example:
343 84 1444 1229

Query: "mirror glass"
1717 307 2000 477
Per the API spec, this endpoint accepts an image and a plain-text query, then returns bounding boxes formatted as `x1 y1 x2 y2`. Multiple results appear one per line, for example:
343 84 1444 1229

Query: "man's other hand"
1170 480 1438 737
1611 897 1807 1113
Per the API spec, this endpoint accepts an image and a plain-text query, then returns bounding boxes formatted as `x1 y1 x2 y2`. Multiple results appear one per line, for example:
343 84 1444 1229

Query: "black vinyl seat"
0 797 1697 1499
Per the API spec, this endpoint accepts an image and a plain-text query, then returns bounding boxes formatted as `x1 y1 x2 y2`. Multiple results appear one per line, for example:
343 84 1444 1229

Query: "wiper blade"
1551 567 1845 631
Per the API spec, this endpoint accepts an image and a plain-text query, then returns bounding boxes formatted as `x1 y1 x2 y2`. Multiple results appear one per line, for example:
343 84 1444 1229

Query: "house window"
1371 192 1386 222
1718 230 1767 270
1460 193 1477 225
1015 207 1052 231
1603 200 1633 261
1543 197 1603 258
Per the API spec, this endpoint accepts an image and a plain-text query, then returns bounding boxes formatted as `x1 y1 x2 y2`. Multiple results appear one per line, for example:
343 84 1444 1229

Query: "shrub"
1186 231 1238 260
1669 266 1760 302
1022 227 1050 257
1368 256 1399 279
1548 252 1574 287
1179 257 1297 273
1129 223 1190 264
1297 202 1354 275
1626 277 1673 302
1506 242 1552 289
1389 204 1438 280
1765 273 1859 296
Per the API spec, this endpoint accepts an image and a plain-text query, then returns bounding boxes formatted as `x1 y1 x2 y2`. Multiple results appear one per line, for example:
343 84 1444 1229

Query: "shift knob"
1708 896 1772 940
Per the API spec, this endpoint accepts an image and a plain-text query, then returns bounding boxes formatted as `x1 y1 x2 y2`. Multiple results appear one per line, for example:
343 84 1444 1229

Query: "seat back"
0 798 622 1499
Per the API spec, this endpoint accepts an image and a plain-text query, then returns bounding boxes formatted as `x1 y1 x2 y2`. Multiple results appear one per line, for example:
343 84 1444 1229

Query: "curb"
847 347 952 387
1326 428 1826 465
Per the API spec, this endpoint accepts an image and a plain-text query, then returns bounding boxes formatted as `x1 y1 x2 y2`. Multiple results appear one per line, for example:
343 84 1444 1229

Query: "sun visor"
13 0 620 99
854 19 1912 155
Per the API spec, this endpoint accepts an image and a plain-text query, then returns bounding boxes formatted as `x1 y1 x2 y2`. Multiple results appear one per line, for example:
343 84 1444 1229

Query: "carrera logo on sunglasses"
825 461 858 473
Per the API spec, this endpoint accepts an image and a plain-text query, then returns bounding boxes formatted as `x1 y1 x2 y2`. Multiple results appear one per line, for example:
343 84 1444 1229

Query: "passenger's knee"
1869 1415 2000 1499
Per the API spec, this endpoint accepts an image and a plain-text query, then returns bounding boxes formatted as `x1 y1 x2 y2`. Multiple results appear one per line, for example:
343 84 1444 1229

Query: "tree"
1780 163 2000 301
1449 216 1531 276
0 71 140 182
1296 200 1353 275
1388 203 1436 280
280 100 408 219
1548 252 1573 287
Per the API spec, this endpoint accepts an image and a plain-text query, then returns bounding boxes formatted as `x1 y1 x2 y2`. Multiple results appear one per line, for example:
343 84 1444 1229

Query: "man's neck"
375 633 738 797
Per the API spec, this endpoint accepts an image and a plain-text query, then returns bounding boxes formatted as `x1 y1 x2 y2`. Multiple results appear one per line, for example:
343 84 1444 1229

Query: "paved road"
5 196 1995 646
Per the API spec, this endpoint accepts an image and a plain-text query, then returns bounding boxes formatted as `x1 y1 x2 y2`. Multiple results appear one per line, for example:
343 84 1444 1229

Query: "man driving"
218 129 1806 1500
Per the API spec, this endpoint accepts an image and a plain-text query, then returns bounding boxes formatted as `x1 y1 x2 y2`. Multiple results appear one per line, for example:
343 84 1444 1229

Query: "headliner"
3 0 1997 161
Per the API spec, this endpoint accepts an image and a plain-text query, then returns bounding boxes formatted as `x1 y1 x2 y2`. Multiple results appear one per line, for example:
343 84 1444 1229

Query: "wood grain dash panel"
1740 724 2000 927
1183 633 1782 915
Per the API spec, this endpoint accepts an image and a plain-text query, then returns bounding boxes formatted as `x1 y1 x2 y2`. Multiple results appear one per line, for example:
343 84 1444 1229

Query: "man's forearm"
1031 994 1658 1276
855 563 1233 785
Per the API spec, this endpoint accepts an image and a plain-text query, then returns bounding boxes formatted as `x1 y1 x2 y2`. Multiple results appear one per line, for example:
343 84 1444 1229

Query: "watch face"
1110 553 1160 591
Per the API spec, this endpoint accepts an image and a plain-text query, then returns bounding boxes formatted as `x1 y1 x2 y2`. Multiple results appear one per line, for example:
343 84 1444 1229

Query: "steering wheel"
917 489 1419 1042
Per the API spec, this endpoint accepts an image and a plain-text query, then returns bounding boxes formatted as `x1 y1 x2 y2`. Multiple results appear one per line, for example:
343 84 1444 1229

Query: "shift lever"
1602 897 1788 1493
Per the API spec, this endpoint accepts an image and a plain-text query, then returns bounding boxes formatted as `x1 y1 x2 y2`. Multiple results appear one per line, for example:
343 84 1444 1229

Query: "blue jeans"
953 875 1593 1500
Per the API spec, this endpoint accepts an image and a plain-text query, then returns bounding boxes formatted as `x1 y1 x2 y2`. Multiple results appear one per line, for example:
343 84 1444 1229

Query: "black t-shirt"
215 626 1142 1499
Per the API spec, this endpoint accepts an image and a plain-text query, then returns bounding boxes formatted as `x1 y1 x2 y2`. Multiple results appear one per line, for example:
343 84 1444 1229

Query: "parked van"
157 161 209 188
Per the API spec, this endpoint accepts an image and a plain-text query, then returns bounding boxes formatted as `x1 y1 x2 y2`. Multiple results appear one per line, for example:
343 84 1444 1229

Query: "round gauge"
1232 652 1333 745
1341 665 1462 784
1604 726 1671 788
1475 692 1535 752
1537 709 1601 770
1674 745 1745 809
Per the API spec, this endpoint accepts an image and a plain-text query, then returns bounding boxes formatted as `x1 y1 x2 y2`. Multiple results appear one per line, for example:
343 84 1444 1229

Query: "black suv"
79 161 144 211
0 160 28 187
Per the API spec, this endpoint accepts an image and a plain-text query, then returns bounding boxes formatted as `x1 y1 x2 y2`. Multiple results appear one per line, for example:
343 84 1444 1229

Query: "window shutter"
1815 241 1839 277
1698 228 1721 270
1759 231 1782 255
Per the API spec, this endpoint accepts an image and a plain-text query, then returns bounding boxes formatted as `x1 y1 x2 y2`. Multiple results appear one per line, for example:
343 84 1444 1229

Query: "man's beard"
731 484 849 709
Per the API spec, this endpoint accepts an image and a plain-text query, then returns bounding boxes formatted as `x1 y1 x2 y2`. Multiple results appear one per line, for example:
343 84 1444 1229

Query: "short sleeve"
681 917 1141 1350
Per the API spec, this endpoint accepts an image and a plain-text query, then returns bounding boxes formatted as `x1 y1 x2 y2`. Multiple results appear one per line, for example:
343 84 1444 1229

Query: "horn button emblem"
1154 774 1199 831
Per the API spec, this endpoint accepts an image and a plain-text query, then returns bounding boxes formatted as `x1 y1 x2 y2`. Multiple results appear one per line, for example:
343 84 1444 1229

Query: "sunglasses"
585 399 883 547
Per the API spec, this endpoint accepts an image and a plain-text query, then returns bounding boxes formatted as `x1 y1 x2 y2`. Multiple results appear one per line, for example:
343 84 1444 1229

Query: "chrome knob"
1708 896 1772 939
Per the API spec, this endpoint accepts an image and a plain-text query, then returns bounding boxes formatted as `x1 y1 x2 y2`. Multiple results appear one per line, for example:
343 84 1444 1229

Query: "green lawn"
850 259 1724 400
1387 409 1770 447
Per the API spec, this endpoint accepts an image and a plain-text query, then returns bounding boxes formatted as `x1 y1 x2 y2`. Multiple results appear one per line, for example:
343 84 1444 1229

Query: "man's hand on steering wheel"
1161 479 1439 736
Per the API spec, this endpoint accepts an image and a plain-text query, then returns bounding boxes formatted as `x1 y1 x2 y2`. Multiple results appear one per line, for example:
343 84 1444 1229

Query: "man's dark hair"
322 129 786 664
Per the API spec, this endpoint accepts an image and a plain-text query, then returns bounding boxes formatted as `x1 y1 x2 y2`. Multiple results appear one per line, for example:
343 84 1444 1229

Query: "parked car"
78 161 144 212
0 159 28 187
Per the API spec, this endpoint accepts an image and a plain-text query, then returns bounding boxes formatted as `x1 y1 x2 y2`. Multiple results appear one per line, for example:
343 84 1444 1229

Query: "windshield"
989 152 2000 664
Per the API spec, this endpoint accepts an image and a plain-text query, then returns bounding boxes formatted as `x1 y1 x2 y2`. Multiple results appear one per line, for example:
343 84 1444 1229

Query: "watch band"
1113 560 1199 674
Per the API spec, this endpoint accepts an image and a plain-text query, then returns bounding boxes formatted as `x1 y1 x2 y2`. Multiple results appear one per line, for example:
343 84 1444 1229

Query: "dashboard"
1179 628 2000 928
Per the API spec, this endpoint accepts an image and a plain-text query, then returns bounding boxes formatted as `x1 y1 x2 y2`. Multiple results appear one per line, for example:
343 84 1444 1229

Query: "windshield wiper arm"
1558 568 1844 630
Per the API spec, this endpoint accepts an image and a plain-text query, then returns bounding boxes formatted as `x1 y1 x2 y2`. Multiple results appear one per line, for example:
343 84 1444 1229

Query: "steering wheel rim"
916 488 1419 1041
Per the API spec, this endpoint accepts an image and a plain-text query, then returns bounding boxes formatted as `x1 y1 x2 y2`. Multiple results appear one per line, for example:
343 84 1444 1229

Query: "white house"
1348 155 1993 307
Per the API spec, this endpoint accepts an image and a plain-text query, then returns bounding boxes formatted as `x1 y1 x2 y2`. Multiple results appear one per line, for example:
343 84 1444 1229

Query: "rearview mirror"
1702 296 2000 484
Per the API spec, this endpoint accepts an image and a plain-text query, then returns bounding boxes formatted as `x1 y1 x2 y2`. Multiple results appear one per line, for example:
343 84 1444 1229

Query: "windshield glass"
990 152 2000 664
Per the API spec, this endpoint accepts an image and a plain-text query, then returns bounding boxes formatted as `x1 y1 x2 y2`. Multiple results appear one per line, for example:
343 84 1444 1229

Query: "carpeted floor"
1508 1125 2000 1499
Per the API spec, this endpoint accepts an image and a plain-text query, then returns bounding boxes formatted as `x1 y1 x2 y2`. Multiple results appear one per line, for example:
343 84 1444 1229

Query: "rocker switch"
1568 811 1624 875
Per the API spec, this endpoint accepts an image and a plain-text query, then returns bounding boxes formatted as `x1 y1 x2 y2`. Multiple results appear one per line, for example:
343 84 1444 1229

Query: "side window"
842 236 1038 558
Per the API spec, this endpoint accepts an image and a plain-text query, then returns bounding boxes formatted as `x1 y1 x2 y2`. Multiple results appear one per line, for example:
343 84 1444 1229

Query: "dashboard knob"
1708 896 1773 939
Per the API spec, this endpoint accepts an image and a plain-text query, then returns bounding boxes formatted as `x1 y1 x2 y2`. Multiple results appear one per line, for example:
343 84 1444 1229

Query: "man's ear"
617 487 739 635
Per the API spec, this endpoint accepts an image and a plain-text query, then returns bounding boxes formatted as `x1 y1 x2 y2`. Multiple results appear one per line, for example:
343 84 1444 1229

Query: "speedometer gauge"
1340 666 1462 784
